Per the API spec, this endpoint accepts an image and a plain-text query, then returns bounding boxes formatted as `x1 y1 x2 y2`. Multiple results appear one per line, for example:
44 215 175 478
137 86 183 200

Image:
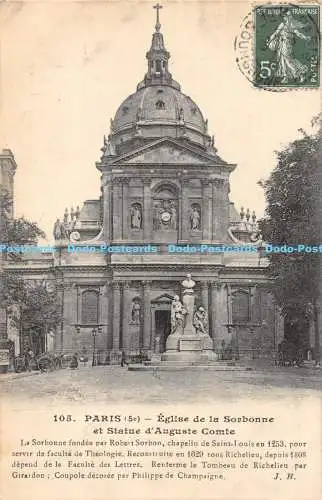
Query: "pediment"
111 139 224 166
151 293 174 304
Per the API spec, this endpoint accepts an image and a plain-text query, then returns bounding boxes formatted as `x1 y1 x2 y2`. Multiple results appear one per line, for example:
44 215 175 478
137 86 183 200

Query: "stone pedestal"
161 274 217 364
182 290 195 335
165 333 181 351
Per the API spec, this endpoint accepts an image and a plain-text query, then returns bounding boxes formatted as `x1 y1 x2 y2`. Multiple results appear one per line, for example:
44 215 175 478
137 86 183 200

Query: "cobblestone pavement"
1 365 321 407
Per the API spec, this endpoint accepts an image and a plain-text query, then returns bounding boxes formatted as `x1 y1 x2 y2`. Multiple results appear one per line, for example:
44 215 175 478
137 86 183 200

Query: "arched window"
156 100 165 110
232 290 250 323
155 60 162 73
82 290 99 324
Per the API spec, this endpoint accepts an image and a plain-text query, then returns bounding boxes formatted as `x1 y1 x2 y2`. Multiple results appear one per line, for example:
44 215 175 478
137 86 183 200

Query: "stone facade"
3 16 285 362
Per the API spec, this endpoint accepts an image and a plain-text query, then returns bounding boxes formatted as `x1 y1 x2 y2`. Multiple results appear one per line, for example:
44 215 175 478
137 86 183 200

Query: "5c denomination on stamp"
254 4 320 88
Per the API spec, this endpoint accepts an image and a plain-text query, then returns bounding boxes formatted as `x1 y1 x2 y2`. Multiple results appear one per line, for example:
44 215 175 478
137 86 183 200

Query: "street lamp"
92 328 97 367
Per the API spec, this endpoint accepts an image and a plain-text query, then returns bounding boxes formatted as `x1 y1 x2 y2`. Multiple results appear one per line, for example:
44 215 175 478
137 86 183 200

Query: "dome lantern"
108 4 213 152
139 3 180 91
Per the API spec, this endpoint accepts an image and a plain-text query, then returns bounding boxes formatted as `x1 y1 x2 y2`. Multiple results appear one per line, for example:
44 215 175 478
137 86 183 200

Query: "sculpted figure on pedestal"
53 218 69 240
131 301 141 324
170 295 187 335
193 306 208 336
130 204 142 230
190 205 201 231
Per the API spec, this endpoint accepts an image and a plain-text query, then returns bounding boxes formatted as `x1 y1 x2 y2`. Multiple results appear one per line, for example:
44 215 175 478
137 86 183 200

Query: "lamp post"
92 328 97 367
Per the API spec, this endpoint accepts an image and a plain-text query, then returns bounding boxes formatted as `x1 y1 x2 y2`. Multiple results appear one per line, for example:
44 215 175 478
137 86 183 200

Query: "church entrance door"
155 310 171 353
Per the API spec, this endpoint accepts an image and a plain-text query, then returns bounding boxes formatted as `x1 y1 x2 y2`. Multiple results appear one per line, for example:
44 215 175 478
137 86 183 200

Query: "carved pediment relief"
151 293 174 304
125 144 208 164
111 139 222 166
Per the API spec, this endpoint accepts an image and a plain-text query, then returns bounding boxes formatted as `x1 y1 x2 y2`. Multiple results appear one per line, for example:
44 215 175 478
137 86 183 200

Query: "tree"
0 186 45 245
259 116 321 362
18 280 62 355
1 187 61 353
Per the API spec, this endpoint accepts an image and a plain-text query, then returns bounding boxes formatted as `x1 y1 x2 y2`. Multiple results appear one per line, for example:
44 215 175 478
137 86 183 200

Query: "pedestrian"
121 350 126 367
70 353 78 369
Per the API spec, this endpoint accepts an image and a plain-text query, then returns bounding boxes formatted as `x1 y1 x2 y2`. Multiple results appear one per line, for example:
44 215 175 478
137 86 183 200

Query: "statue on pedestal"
131 301 141 325
130 204 142 230
53 218 69 241
170 295 186 336
193 306 208 336
181 274 196 336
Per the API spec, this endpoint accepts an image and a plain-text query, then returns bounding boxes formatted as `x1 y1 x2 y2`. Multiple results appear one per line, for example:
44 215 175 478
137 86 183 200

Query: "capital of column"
201 178 211 186
101 174 111 188
121 177 130 185
201 281 210 290
123 281 131 289
112 281 121 291
113 177 124 185
142 178 152 186
142 280 151 289
211 281 222 291
212 178 225 188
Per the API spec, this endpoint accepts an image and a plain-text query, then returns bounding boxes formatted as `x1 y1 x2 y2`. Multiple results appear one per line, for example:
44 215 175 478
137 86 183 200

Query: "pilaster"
201 281 210 332
142 178 152 241
112 282 121 351
122 178 130 239
112 178 123 240
181 178 189 241
122 281 131 352
142 281 151 350
102 174 111 242
201 179 212 241
212 178 229 242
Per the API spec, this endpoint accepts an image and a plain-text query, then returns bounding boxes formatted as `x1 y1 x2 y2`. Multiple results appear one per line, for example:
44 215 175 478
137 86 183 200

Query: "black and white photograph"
0 1 321 499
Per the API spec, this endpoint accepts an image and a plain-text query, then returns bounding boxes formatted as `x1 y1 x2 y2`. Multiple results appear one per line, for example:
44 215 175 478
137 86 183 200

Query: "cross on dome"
153 3 163 32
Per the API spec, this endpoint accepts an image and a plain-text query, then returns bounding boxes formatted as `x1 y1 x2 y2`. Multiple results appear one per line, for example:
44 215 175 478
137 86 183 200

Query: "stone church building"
5 13 285 362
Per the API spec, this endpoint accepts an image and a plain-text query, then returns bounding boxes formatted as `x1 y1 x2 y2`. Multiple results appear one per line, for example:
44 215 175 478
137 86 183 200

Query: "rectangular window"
232 290 250 323
81 290 99 324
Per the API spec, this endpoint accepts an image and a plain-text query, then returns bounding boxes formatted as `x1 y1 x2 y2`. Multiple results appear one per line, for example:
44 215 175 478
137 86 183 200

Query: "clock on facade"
161 211 171 224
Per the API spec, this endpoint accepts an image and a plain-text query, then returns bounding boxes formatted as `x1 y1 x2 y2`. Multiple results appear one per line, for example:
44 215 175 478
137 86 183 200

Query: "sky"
1 0 320 243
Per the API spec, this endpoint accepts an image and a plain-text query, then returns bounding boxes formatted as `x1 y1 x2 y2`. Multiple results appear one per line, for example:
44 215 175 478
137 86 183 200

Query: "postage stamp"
254 4 320 88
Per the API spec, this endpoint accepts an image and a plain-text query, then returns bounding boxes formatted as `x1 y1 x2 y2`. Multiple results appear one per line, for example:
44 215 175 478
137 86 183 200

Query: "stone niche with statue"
161 274 216 363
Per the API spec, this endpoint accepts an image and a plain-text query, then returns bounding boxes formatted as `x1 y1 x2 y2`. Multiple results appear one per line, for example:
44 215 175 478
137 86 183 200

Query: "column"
112 282 121 351
122 178 130 240
102 174 111 242
122 282 131 352
201 179 212 241
211 282 222 350
112 178 123 241
201 281 210 333
212 178 229 241
100 282 109 350
142 281 151 351
143 178 152 241
181 178 189 242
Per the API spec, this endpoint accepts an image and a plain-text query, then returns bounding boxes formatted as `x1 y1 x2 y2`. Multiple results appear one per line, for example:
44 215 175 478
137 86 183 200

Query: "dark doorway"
155 310 171 353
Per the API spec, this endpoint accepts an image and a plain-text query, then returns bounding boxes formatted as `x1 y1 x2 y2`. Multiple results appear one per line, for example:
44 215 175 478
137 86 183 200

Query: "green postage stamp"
254 4 320 88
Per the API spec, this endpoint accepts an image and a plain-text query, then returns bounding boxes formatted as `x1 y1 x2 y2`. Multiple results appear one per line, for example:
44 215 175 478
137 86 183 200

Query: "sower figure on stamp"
267 11 310 84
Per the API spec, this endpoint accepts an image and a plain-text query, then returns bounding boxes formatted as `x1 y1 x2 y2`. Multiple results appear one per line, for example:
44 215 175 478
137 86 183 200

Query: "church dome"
107 7 211 152
113 86 206 137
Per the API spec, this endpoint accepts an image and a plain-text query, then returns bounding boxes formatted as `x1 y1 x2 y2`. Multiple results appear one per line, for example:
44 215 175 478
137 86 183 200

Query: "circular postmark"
235 3 320 91
235 12 256 86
